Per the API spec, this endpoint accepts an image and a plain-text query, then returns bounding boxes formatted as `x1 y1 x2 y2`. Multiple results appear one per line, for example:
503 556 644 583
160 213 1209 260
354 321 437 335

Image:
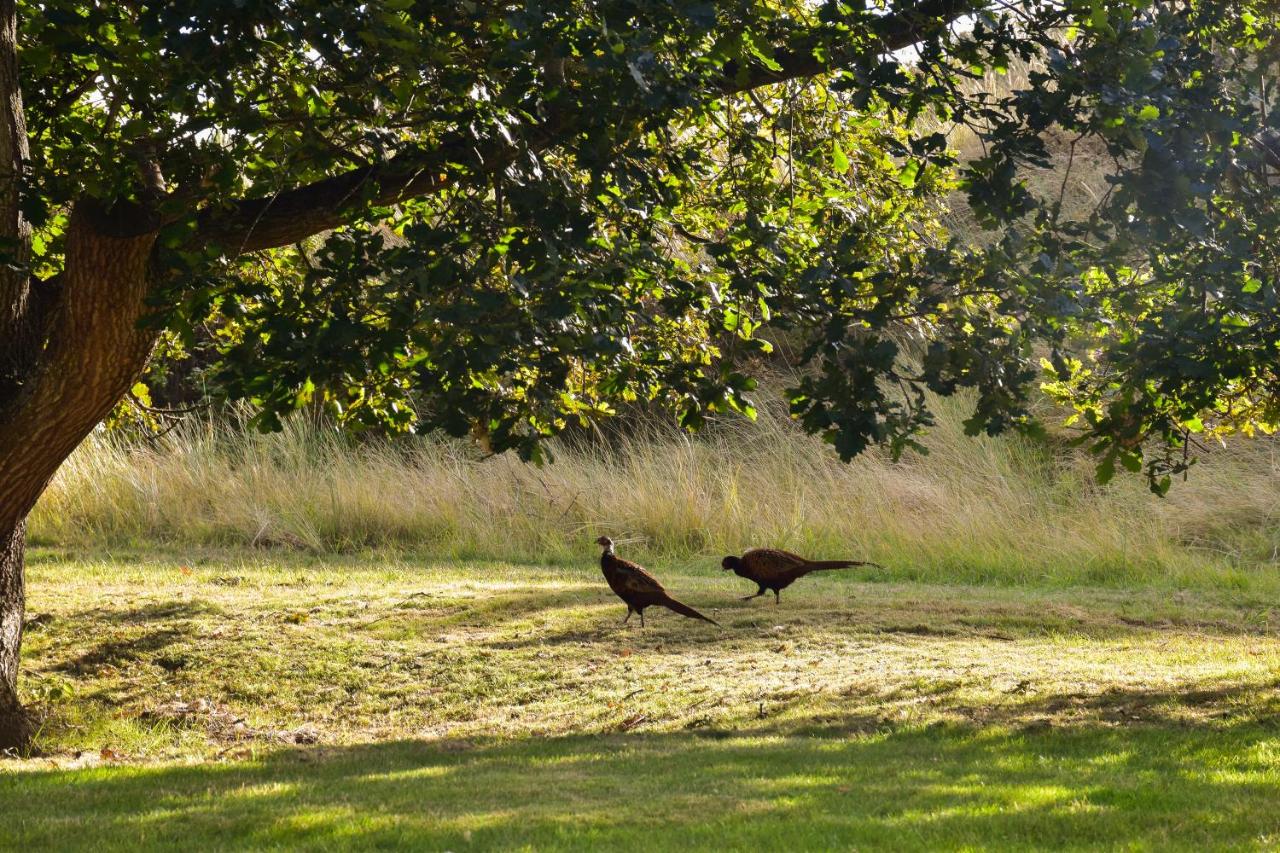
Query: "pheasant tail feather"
661 596 719 626
806 559 884 572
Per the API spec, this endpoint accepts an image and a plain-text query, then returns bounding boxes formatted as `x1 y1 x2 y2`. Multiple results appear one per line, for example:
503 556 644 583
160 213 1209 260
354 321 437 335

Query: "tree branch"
194 0 977 257
719 0 979 95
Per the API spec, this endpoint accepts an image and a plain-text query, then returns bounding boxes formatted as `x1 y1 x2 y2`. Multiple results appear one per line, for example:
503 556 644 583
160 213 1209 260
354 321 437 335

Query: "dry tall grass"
29 389 1280 590
30 64 1278 588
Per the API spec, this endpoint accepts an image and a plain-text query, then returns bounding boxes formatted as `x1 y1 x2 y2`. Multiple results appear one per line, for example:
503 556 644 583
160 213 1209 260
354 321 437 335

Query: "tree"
0 1 1275 749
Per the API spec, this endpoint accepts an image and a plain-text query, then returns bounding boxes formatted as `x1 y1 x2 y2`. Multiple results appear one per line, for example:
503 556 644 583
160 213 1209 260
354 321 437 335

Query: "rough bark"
0 0 30 401
0 206 161 751
0 519 28 752
0 0 33 751
0 205 161 529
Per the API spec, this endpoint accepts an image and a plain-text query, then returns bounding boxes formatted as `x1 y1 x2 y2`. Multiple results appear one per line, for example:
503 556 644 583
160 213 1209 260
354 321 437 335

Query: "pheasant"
596 537 718 628
721 548 883 604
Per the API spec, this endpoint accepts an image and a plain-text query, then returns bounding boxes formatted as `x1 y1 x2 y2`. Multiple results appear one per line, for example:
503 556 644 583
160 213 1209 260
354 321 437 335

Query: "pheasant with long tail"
722 548 883 605
596 536 718 628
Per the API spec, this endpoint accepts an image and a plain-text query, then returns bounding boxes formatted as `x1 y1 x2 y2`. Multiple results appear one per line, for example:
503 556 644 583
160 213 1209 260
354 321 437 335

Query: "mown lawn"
4 548 1280 850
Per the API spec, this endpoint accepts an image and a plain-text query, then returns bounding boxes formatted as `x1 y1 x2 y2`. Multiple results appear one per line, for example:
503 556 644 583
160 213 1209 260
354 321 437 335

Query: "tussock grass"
29 390 1280 590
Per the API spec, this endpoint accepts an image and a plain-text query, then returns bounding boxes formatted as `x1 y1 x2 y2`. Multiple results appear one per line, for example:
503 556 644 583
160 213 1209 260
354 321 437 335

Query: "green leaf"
1096 455 1116 485
744 32 783 72
1089 0 1110 31
832 141 850 173
898 160 921 188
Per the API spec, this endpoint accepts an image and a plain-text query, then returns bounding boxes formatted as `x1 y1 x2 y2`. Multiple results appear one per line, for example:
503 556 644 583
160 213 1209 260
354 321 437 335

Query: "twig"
128 391 208 418
619 713 648 732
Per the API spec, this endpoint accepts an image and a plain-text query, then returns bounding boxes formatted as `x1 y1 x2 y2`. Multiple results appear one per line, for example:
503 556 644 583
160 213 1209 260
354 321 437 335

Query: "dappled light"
6 722 1280 849
16 555 1280 753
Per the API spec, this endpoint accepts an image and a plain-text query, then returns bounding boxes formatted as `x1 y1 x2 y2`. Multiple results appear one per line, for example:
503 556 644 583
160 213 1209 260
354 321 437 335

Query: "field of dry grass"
28 387 1280 593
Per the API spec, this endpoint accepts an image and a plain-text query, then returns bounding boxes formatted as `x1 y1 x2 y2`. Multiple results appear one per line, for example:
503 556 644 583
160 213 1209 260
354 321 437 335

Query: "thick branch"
195 0 977 257
196 148 450 255
0 204 159 529
719 0 980 94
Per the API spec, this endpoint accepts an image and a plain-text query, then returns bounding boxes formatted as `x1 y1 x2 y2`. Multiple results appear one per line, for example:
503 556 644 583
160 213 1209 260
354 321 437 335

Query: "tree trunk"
0 519 28 752
0 206 162 751
0 0 33 753
0 0 163 745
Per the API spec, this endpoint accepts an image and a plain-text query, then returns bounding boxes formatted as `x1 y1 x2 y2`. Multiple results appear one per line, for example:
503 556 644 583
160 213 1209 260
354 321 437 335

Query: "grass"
5 549 1280 849
7 725 1280 850
27 388 1280 591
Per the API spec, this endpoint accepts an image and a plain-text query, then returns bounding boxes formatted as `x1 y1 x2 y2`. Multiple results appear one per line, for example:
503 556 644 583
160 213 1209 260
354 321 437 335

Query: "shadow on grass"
367 585 727 649
482 598 729 650
51 627 188 676
79 601 223 623
35 602 217 678
3 721 1279 850
792 678 1280 733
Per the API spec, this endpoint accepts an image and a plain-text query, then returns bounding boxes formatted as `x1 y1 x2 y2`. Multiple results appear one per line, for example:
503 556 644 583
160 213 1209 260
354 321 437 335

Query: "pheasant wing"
610 557 667 597
742 548 808 581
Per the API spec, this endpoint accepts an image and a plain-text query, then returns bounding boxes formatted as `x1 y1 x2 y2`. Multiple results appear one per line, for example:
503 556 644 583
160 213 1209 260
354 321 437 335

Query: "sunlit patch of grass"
4 723 1280 850
12 550 1280 764
7 552 1280 848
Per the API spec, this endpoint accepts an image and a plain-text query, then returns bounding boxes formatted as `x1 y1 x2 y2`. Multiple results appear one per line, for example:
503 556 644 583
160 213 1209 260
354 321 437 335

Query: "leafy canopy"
19 1 1280 485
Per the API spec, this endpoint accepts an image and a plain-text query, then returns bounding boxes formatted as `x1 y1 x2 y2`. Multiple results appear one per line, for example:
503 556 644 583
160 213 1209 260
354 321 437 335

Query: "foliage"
17 1 1280 483
950 3 1280 492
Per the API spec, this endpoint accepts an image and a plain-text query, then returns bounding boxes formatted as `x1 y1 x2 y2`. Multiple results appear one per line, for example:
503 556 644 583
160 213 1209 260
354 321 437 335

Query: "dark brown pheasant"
596 537 718 627
721 548 883 604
